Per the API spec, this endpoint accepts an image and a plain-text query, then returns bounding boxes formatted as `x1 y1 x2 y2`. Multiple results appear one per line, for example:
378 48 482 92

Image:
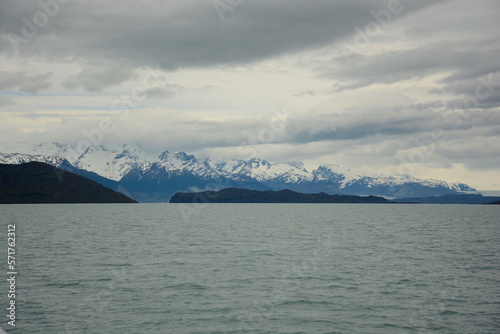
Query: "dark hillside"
0 162 137 204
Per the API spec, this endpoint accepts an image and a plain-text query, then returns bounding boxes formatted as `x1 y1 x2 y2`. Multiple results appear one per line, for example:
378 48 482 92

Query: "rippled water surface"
1 204 499 333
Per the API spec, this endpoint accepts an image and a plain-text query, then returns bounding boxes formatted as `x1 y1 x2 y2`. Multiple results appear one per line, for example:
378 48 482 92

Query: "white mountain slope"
312 164 363 187
28 143 157 181
211 158 313 183
0 152 70 168
159 151 224 180
0 142 476 200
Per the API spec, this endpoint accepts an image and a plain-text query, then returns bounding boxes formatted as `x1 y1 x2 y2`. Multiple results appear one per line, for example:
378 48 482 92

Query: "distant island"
0 162 137 204
393 193 500 204
170 187 389 203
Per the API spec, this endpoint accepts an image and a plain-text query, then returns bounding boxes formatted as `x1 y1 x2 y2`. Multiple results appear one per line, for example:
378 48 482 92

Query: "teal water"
1 204 499 333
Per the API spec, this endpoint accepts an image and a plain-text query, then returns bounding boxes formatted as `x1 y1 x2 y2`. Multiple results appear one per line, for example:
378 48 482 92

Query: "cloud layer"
0 0 499 190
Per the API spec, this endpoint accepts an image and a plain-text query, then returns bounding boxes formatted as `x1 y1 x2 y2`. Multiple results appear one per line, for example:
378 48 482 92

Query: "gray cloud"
330 40 500 92
13 102 499 161
284 106 500 146
145 84 184 99
0 96 14 108
0 70 52 94
0 0 499 188
63 64 135 92
0 0 442 70
444 72 500 109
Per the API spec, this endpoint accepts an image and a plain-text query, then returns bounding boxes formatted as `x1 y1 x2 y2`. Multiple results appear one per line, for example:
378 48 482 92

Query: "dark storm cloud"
1 0 441 71
444 72 500 110
331 40 500 92
283 106 500 144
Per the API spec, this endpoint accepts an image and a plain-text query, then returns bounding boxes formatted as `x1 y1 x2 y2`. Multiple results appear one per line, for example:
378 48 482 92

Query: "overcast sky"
0 0 499 190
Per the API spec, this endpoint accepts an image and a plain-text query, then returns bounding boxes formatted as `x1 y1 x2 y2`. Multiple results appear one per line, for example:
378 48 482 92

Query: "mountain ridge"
0 142 476 202
0 162 137 204
393 193 500 204
170 188 390 203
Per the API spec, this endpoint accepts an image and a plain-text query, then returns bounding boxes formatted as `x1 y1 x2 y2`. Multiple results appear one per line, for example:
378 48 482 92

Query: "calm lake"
1 204 499 333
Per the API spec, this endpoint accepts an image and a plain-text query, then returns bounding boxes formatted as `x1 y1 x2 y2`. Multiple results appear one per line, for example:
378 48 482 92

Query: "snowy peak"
154 151 220 180
449 182 476 192
0 153 70 168
211 159 247 175
158 150 171 161
214 158 312 183
174 152 197 162
313 164 351 181
0 142 477 199
71 145 152 181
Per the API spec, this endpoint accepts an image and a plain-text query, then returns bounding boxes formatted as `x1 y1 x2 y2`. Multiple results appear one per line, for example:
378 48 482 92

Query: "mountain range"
0 142 476 202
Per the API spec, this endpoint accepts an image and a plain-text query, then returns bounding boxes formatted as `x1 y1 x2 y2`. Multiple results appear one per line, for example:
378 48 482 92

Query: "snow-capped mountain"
0 152 70 169
0 143 476 202
212 158 313 183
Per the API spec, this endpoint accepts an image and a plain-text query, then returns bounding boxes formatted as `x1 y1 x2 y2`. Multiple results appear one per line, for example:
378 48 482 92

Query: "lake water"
1 204 499 333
